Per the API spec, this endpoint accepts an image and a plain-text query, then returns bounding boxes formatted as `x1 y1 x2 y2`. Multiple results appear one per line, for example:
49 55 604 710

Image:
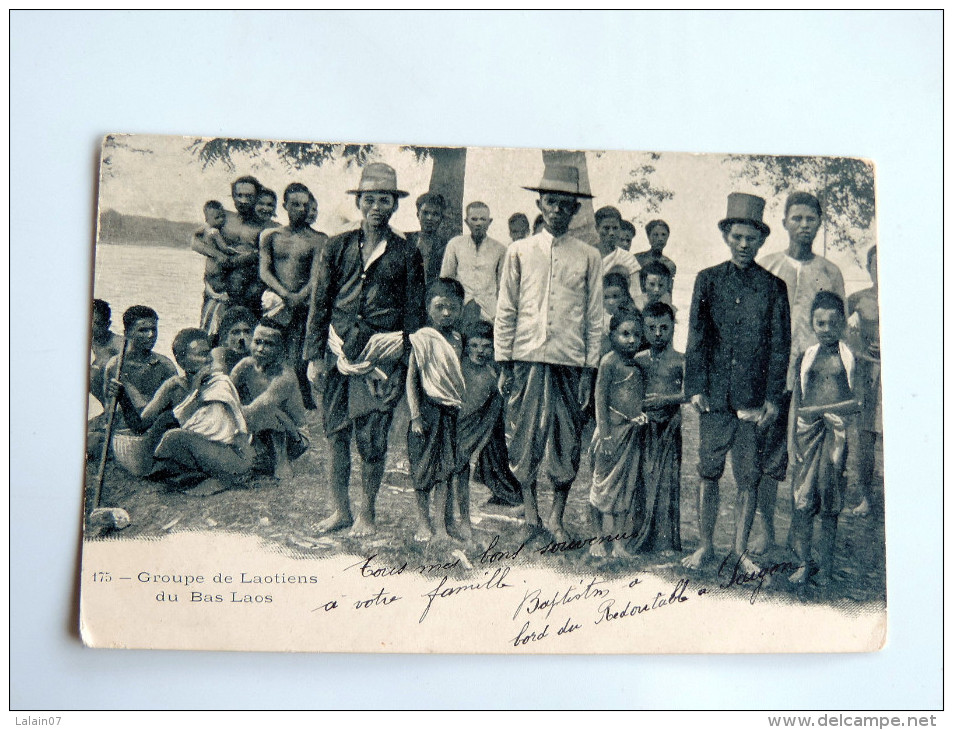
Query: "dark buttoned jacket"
685 260 791 411
303 227 426 363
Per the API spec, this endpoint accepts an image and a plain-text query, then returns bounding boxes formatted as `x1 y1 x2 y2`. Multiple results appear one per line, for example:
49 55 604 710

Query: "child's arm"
191 228 227 262
795 399 863 419
258 229 291 299
406 350 424 435
644 361 687 409
593 357 613 454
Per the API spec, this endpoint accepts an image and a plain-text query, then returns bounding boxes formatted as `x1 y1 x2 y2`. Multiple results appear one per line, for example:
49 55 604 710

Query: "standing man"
193 175 272 317
406 192 449 288
496 165 603 541
756 192 845 553
682 193 790 576
441 201 507 327
304 163 426 537
595 206 642 303
259 182 329 406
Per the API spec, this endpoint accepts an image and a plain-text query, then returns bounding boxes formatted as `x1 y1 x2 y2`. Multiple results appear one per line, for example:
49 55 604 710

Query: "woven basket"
112 429 154 476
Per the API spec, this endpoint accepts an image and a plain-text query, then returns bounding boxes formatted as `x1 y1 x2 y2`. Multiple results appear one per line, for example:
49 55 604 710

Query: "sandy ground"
85 394 886 610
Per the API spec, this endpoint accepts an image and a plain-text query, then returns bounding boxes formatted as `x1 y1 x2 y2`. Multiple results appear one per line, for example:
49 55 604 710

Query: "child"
589 308 648 558
255 188 279 224
230 322 309 479
631 302 686 553
453 321 522 532
210 306 255 375
193 200 240 336
847 246 881 517
634 260 675 312
788 291 861 586
406 279 467 542
602 272 637 356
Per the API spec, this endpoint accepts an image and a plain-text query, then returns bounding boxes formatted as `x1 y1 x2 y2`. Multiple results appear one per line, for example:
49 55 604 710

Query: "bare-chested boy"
193 200 238 335
788 291 860 585
632 302 686 553
259 182 328 404
230 322 309 479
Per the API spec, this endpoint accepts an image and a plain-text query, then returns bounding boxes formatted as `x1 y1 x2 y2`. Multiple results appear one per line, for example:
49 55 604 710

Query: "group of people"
89 160 882 589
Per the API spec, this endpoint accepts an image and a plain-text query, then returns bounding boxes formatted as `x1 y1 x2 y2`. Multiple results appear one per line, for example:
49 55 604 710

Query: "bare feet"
414 524 434 543
749 532 777 556
316 511 352 534
451 523 474 544
813 569 831 587
737 553 771 587
589 542 608 558
851 498 871 517
681 545 714 569
788 565 809 585
349 517 377 538
544 518 571 543
521 522 550 544
611 542 634 559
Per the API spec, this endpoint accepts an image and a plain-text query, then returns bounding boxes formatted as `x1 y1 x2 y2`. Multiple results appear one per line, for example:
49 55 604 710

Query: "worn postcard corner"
80 135 885 654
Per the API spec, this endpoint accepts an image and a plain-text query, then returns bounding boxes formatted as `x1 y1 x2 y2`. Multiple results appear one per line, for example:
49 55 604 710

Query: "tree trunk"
542 149 597 245
427 147 467 239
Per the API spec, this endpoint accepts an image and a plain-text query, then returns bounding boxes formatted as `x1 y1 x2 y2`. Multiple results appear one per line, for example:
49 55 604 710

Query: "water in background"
91 242 869 358
93 244 206 358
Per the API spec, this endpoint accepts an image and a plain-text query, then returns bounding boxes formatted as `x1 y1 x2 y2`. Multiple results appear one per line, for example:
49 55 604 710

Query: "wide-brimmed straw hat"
522 164 594 199
717 192 770 237
347 162 409 198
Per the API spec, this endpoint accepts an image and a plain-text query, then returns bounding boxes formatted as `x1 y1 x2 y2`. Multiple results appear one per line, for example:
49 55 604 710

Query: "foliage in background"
619 152 675 229
724 154 876 263
187 138 467 237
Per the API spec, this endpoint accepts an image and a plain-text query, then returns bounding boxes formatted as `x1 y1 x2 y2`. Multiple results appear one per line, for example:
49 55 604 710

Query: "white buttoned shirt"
495 230 603 369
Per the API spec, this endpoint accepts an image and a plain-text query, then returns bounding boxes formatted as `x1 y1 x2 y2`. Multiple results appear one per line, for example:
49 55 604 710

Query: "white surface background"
10 10 942 710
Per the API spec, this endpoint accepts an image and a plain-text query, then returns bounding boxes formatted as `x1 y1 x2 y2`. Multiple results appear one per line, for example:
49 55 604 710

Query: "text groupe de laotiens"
136 571 319 585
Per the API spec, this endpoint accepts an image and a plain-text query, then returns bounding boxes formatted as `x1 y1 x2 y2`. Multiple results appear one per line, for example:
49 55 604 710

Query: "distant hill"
98 209 199 248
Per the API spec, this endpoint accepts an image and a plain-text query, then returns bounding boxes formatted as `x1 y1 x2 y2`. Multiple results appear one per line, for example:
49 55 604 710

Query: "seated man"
210 306 256 375
111 328 254 495
231 322 309 479
101 305 178 434
90 298 123 405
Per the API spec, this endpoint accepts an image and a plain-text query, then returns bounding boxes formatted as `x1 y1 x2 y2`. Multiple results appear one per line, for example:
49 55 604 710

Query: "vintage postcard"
79 134 885 653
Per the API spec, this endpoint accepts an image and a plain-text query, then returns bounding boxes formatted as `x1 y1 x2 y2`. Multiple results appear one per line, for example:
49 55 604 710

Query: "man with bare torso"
259 182 328 405
193 175 273 318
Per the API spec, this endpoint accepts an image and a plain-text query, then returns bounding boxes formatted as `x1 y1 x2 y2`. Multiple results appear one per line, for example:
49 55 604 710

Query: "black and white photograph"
80 134 885 653
11 8 940 713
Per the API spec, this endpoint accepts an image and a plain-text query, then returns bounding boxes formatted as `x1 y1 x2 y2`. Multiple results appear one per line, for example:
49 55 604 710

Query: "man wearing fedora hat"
683 192 791 575
304 162 426 537
495 164 603 542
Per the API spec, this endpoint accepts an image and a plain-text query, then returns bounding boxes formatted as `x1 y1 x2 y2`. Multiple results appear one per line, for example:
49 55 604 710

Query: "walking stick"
88 339 131 532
